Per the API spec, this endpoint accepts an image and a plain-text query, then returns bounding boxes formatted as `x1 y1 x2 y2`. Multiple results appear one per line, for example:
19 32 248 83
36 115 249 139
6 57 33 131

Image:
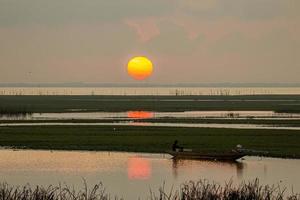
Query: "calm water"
1 87 300 95
2 111 300 120
0 150 299 199
1 111 300 130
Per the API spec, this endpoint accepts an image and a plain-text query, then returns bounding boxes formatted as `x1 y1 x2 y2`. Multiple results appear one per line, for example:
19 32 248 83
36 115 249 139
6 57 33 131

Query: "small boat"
166 150 246 161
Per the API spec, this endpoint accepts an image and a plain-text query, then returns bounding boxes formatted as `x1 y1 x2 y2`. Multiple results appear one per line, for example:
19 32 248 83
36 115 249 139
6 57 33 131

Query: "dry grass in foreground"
152 179 299 200
0 179 299 200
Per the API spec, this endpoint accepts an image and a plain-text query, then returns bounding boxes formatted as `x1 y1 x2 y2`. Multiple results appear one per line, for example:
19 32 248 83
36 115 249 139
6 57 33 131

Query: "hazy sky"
0 0 299 84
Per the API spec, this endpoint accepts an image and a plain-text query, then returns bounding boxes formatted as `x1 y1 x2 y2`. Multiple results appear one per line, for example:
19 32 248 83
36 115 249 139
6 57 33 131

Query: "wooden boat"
166 150 246 161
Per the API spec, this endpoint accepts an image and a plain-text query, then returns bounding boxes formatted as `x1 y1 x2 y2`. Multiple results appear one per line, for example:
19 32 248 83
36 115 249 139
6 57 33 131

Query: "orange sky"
0 0 299 84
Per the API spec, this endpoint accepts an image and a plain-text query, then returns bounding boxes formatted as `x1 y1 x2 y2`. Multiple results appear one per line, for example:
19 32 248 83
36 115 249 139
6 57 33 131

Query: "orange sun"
127 56 153 80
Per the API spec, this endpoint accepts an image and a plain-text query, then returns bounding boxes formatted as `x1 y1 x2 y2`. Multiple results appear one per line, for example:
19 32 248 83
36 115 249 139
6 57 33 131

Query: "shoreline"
1 146 300 159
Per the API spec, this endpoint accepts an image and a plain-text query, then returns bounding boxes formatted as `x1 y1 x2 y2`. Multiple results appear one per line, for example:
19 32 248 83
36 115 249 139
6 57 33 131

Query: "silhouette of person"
172 140 183 151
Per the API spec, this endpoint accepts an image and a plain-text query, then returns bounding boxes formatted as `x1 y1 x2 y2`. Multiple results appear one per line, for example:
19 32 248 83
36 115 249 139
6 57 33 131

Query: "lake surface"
1 110 300 130
2 111 300 120
0 150 298 199
1 87 300 95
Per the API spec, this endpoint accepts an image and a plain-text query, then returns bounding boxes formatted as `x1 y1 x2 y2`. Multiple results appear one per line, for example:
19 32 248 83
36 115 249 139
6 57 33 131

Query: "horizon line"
1 82 300 88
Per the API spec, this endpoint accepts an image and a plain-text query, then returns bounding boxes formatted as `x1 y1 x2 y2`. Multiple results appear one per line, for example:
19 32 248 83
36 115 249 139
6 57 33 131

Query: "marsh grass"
1 125 300 158
0 107 32 117
0 180 299 200
0 182 115 200
153 179 300 200
1 95 300 113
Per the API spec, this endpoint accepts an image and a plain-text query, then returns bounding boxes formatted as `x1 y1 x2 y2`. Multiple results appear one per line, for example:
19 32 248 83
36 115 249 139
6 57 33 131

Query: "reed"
152 179 300 200
0 107 32 117
0 179 298 200
0 182 113 200
1 95 300 113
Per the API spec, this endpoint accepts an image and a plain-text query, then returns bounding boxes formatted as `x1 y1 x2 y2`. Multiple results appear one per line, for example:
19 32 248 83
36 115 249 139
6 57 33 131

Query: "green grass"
1 118 300 127
0 107 32 115
1 95 300 113
135 118 300 126
1 95 300 158
0 125 300 158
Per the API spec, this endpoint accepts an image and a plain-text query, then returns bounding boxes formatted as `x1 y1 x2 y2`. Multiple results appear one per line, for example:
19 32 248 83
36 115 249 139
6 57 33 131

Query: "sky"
0 0 299 84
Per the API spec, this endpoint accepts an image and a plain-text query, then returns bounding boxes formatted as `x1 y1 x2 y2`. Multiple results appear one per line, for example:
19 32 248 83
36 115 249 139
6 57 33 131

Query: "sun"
127 56 153 80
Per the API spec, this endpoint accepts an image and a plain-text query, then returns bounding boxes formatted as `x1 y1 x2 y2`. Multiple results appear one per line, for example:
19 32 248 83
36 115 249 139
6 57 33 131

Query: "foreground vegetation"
0 126 300 158
1 95 300 113
0 179 298 200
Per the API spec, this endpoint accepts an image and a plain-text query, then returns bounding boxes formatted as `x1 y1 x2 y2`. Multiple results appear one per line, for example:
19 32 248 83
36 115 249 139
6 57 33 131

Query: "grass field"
1 118 300 127
135 118 300 127
1 95 300 158
0 125 299 158
1 95 300 113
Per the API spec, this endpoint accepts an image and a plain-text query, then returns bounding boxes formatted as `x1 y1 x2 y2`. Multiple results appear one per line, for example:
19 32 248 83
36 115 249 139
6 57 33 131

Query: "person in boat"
172 140 183 152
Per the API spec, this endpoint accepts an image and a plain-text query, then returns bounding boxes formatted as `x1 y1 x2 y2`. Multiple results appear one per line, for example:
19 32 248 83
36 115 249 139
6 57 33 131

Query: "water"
0 150 298 199
2 111 300 120
1 110 300 130
1 87 300 95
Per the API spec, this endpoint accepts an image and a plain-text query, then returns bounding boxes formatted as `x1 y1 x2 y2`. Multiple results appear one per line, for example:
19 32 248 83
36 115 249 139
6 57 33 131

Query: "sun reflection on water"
127 157 151 180
127 111 154 119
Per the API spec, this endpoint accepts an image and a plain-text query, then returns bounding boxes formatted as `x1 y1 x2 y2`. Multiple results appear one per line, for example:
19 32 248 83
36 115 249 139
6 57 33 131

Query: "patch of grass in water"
0 126 300 158
0 107 32 117
1 95 300 113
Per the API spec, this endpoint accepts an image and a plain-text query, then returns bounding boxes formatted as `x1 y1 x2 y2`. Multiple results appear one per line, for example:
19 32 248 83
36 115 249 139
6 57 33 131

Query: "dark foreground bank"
0 125 300 158
0 179 298 200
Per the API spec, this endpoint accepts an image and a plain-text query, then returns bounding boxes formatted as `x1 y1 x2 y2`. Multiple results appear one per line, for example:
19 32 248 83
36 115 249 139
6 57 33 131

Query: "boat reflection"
171 158 245 179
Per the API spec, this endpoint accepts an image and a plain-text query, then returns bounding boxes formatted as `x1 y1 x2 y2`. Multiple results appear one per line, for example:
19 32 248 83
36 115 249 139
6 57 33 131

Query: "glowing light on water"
127 157 151 180
127 111 154 119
